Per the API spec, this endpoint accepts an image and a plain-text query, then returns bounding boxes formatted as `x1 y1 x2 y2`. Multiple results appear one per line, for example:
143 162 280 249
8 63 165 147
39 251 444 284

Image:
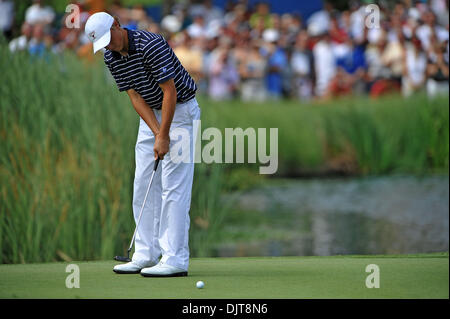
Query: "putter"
114 157 160 262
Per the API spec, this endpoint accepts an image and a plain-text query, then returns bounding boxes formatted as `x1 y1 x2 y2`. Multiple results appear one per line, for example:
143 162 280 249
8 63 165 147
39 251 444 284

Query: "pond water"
216 175 449 257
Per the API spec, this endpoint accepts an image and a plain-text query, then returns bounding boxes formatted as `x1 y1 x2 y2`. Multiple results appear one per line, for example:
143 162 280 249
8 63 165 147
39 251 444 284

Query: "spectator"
365 32 401 97
349 1 366 44
415 11 449 52
224 2 246 25
161 15 182 35
250 2 273 29
128 4 151 30
25 0 55 26
310 25 336 98
427 41 449 97
288 14 303 38
0 0 14 39
402 37 428 97
147 21 161 34
231 32 249 78
291 30 313 100
339 9 352 39
240 41 267 101
380 27 405 82
58 3 89 52
203 0 224 25
307 0 333 33
208 44 240 100
262 29 288 99
429 0 449 32
249 13 267 40
333 37 368 96
202 35 219 93
109 0 127 24
28 23 49 59
187 15 208 39
329 13 348 45
189 0 223 24
173 32 204 84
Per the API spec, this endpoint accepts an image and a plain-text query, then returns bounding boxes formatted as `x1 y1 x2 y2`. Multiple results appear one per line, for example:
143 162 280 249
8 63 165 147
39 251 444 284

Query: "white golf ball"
196 281 205 289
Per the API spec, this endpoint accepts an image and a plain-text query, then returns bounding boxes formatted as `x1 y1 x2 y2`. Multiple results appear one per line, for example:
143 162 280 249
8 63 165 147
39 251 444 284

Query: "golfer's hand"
154 134 170 160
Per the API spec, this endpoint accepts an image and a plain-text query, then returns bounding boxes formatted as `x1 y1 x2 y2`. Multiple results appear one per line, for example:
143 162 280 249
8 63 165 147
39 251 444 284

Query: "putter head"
114 256 131 262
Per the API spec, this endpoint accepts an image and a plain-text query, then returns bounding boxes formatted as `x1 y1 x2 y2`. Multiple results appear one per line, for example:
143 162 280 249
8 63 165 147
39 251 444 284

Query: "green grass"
203 94 449 177
0 254 447 299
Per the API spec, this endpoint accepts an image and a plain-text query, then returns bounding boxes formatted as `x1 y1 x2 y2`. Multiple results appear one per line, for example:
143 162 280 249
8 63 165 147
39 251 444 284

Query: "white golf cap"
85 12 114 53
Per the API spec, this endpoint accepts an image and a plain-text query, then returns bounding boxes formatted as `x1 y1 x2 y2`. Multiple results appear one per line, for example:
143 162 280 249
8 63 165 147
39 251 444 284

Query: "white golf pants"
131 97 200 271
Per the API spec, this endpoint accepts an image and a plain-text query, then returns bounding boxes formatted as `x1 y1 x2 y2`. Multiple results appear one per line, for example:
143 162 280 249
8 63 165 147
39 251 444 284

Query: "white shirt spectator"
349 6 365 43
25 3 55 26
291 51 310 76
187 21 208 38
291 49 313 99
402 44 428 96
405 47 427 86
307 10 330 32
367 27 383 44
0 0 14 32
313 40 336 96
332 42 352 60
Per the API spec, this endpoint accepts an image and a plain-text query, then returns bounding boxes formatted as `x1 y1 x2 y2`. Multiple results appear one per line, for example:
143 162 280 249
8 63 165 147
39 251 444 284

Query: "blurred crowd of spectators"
2 0 449 100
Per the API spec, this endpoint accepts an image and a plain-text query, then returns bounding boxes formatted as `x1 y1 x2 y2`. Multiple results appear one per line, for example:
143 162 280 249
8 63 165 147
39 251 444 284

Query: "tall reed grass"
201 94 449 177
0 46 228 263
0 43 448 263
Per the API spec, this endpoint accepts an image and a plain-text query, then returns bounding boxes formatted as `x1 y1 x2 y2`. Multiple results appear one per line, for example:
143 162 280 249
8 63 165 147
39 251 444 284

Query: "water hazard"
216 175 449 256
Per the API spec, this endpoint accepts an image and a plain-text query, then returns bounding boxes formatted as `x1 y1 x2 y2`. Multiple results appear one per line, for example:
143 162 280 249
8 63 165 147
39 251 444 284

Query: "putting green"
0 254 447 299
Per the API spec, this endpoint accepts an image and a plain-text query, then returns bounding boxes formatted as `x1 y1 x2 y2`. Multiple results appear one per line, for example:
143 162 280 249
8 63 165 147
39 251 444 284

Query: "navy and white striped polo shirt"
104 28 197 109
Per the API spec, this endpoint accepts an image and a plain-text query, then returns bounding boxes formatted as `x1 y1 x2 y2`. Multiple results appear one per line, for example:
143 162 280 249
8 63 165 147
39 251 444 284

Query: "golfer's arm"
126 89 160 136
158 79 177 138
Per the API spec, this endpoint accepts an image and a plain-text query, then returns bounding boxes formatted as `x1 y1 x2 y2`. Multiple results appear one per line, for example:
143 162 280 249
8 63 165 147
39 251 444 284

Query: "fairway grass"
0 254 447 299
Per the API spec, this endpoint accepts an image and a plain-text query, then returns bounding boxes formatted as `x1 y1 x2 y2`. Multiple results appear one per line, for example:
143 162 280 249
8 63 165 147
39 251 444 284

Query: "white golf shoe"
113 260 157 274
140 261 188 277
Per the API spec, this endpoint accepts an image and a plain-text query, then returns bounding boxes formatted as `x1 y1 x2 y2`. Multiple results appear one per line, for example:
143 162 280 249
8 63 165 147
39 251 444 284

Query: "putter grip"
154 157 160 171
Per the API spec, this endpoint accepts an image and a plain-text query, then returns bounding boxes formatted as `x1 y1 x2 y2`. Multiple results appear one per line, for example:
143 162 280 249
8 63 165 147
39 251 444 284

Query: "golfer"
85 12 200 277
